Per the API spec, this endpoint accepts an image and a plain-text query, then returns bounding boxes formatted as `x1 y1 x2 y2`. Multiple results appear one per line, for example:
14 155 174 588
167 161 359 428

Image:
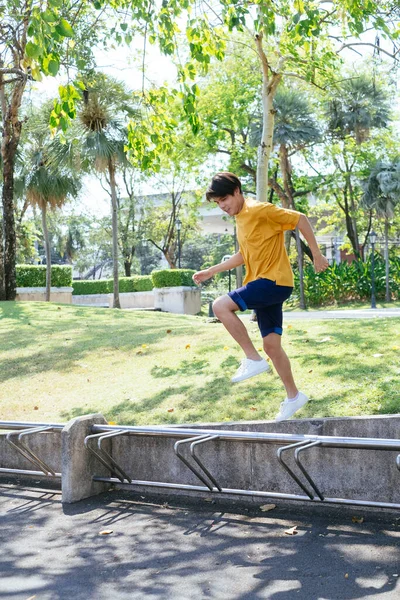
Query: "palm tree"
250 87 321 308
327 76 391 145
54 75 137 308
16 106 81 301
326 75 391 257
362 160 400 301
272 88 321 309
26 160 80 301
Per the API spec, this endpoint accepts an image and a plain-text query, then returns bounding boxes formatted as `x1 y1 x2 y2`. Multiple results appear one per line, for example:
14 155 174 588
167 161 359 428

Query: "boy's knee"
263 336 280 358
213 295 233 317
212 297 224 316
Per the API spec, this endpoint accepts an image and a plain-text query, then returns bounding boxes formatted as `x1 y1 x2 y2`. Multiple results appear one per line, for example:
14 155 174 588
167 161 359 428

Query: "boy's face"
214 187 244 216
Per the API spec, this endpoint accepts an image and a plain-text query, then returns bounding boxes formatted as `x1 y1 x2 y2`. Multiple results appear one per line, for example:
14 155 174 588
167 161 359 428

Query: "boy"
193 172 329 421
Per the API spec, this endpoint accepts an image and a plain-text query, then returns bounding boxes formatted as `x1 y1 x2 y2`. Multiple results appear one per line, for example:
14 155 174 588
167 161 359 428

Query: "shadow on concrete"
1 479 399 600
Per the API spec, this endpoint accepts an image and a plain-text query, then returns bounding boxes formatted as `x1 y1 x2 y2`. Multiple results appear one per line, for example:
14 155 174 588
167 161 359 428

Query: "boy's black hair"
206 172 242 201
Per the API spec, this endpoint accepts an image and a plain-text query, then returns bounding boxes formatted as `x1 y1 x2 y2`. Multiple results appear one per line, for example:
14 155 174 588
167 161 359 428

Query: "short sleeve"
264 203 300 231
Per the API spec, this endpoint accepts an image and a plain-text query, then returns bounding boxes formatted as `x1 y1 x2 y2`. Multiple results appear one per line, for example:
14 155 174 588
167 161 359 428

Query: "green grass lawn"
1 301 399 425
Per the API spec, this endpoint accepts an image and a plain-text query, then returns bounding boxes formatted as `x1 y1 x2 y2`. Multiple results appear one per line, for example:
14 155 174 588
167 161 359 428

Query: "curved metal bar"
174 436 215 491
396 454 400 472
84 431 130 483
190 435 222 492
6 427 57 476
277 440 315 500
97 431 132 483
18 427 57 476
294 441 324 501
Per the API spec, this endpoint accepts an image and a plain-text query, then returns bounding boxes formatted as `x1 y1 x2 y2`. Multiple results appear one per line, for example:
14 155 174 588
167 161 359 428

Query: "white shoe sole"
231 362 270 383
275 395 309 422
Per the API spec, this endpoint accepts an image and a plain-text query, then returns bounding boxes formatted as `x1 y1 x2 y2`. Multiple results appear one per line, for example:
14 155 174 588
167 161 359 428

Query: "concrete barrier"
154 286 201 315
16 287 73 303
72 291 155 309
1 415 399 507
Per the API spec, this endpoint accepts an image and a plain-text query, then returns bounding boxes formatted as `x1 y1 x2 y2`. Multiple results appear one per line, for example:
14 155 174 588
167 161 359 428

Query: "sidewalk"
1 480 399 600
283 308 400 320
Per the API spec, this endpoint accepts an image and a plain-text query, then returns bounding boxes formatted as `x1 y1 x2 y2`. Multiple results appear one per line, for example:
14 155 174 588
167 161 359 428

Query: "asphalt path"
1 480 399 600
283 309 400 320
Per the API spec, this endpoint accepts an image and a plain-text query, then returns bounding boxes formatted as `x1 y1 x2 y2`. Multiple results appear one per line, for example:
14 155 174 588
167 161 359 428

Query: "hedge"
292 256 400 306
72 275 153 295
151 269 196 288
16 265 72 287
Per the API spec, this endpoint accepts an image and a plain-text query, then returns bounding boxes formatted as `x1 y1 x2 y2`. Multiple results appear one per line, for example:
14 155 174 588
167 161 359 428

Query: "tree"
0 0 101 300
26 159 80 301
362 160 400 301
324 75 392 256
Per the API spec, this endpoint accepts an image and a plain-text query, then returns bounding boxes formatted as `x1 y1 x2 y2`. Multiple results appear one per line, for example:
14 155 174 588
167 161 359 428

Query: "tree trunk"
108 159 121 309
254 33 282 202
41 204 51 302
0 75 26 301
124 260 131 277
385 216 390 302
234 225 243 288
279 144 306 309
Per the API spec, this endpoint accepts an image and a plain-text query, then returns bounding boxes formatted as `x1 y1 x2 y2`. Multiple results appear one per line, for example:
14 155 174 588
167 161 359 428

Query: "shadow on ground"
0 480 399 600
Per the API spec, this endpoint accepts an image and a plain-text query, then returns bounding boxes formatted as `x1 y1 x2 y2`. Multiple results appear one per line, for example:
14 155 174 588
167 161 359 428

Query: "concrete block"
61 414 110 504
154 286 201 314
16 287 73 303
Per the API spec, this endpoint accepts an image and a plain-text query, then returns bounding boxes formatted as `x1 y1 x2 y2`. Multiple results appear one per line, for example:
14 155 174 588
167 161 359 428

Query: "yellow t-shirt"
235 198 300 287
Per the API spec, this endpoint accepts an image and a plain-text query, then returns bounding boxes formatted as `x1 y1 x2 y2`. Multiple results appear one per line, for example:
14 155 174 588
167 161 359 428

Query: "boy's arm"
193 251 244 285
297 214 329 273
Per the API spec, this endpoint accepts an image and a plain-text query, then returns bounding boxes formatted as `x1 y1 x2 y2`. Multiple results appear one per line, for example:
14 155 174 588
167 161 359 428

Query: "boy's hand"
193 269 212 285
313 253 329 273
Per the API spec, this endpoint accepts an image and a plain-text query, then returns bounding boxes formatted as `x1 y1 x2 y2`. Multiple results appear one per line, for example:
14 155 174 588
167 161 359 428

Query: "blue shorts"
228 278 293 338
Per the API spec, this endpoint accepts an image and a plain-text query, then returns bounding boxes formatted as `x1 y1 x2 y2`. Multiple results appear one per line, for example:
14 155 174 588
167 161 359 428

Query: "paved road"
1 480 399 600
283 309 400 320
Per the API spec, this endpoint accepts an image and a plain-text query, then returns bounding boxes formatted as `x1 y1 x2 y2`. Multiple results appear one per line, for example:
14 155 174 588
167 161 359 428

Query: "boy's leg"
212 295 260 360
262 333 298 399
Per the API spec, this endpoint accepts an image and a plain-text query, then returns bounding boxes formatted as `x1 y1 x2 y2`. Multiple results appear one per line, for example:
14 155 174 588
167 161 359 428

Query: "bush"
72 280 112 295
72 276 153 295
151 269 196 288
119 276 153 292
292 255 400 306
16 265 72 287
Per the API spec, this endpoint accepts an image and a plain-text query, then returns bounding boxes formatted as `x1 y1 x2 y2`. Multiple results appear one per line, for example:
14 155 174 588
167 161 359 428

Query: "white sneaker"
231 358 270 383
275 392 309 422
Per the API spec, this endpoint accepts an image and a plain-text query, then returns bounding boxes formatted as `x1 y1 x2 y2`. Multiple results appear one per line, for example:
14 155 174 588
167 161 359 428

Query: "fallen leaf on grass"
351 516 364 523
223 346 229 351
250 407 258 411
260 504 276 512
284 526 298 535
33 406 39 410
108 421 117 425
167 408 174 413
308 369 313 373
287 325 293 330
185 344 191 349
136 350 143 355
99 530 113 535
141 344 148 348
166 329 172 333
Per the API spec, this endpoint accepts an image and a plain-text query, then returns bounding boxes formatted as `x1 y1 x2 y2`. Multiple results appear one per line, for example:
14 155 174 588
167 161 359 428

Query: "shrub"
72 280 112 295
292 255 400 306
119 276 153 292
151 269 196 288
72 276 153 295
16 265 72 287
